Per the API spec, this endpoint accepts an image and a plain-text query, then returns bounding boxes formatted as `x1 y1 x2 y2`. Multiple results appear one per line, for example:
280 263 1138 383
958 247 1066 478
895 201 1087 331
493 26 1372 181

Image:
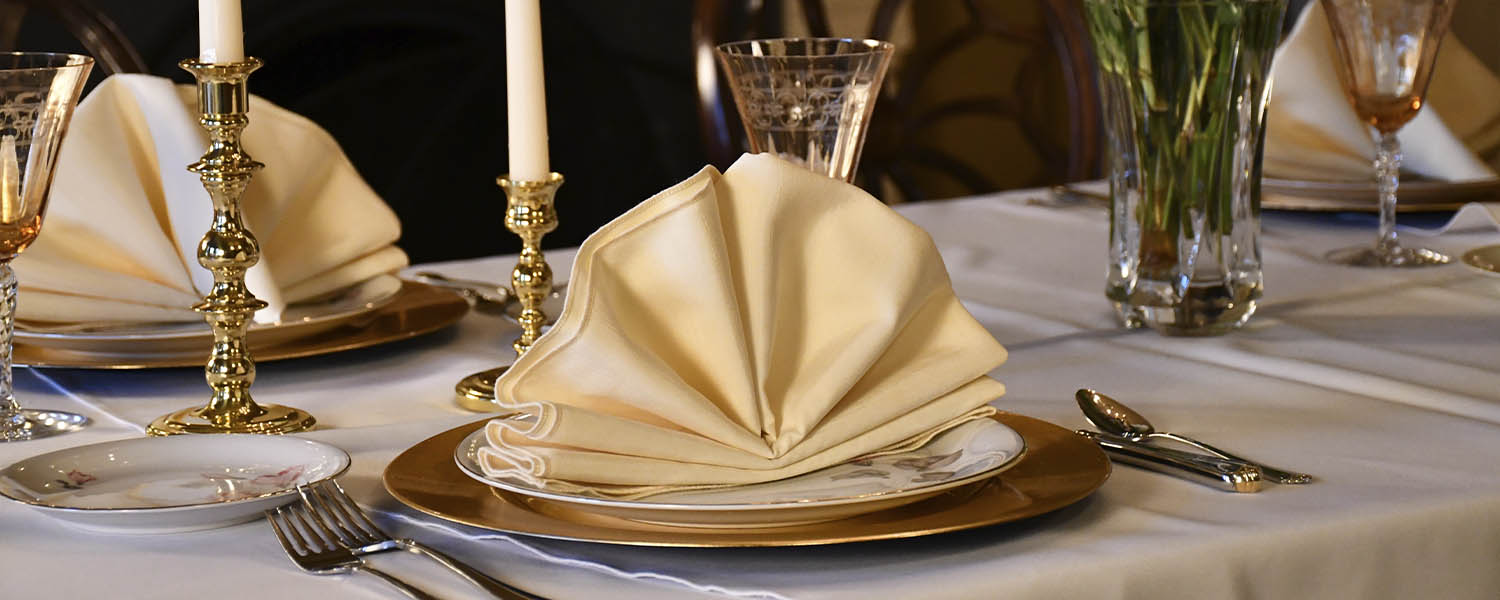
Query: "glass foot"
1325 244 1451 267
0 409 89 442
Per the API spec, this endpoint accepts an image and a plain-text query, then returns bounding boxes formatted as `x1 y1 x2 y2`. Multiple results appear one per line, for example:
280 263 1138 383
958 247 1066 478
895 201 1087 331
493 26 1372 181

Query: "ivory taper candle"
505 0 550 181
197 0 245 64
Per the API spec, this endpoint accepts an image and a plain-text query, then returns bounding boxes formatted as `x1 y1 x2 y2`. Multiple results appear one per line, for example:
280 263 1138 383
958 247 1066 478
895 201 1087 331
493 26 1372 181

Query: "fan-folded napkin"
1265 2 1500 182
477 154 1009 499
15 74 407 324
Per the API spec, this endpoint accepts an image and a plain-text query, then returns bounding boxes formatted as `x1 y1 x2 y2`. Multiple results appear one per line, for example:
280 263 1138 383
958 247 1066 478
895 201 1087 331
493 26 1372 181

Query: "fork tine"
286 497 337 553
266 507 304 557
274 505 317 555
323 480 387 541
303 483 367 546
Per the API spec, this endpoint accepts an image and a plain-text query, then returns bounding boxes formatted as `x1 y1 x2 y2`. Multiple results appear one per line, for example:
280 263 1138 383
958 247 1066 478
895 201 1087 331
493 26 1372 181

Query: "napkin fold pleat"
1265 3 1500 182
15 74 407 324
478 154 1008 499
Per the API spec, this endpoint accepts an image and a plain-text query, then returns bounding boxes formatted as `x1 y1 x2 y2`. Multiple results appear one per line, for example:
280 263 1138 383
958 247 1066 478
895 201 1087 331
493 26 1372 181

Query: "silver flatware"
1077 430 1263 493
297 481 535 600
1026 185 1110 209
410 272 566 325
1076 389 1314 484
266 501 438 600
411 271 513 306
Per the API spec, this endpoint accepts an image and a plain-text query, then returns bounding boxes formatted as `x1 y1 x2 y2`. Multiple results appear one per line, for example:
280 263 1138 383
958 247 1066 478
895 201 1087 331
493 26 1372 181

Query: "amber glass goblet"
1321 0 1456 267
0 53 93 442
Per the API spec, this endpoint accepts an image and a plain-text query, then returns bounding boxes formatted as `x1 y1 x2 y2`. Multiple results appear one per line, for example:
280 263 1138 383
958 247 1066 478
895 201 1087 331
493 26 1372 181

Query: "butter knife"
1077 430 1264 493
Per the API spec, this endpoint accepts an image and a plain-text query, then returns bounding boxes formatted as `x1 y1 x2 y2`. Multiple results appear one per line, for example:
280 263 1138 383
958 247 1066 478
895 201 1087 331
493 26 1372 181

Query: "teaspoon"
1076 389 1314 484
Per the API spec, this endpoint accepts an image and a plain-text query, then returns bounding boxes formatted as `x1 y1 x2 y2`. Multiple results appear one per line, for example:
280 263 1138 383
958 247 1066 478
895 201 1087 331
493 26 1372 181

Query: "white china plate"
15 275 402 352
454 417 1025 528
1461 244 1500 277
0 435 349 534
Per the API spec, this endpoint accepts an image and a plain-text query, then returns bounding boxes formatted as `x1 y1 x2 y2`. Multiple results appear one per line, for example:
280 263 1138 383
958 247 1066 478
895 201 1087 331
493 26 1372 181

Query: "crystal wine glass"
716 38 893 183
0 53 93 442
1321 0 1456 267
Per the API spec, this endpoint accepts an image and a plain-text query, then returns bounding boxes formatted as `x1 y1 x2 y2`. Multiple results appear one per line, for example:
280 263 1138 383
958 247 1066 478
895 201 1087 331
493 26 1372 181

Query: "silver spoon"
1076 389 1314 485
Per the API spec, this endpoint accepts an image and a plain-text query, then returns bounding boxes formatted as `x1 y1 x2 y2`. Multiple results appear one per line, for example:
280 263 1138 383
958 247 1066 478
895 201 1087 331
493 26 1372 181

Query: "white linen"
1265 2 1500 181
14 74 408 324
2 191 1499 599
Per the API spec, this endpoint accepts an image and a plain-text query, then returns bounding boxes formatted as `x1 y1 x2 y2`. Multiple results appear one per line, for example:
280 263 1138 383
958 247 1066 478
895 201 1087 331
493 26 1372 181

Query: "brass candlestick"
454 172 562 412
147 58 316 436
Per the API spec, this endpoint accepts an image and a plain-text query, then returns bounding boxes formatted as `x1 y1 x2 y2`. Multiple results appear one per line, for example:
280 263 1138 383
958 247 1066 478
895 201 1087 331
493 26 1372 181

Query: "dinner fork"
266 502 438 600
297 481 535 600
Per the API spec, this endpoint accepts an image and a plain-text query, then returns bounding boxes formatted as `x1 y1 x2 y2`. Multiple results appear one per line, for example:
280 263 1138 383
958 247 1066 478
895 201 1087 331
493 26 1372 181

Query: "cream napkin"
477 154 1009 499
15 74 407 325
1264 3 1500 182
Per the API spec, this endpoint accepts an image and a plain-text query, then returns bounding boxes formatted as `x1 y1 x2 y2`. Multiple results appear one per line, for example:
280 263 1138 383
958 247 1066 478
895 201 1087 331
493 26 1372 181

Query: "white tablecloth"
3 190 1499 599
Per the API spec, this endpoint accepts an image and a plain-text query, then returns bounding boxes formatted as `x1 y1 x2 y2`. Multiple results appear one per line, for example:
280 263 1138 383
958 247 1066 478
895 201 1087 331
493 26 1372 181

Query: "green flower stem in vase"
1085 0 1286 335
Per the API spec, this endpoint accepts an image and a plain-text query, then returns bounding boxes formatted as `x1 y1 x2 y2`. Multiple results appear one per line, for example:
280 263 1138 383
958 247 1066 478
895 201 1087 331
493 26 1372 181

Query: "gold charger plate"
1262 177 1499 212
383 413 1110 547
15 281 469 369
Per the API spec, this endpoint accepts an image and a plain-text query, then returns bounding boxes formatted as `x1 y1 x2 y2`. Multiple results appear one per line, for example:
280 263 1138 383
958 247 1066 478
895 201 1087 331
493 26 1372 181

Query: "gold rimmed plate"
383 413 1109 547
1262 177 1499 212
17 275 404 353
453 416 1026 528
1461 244 1500 277
15 281 469 369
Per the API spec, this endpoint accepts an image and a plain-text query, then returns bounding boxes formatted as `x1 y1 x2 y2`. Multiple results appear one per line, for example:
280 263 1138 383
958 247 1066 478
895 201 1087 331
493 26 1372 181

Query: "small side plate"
0 435 349 534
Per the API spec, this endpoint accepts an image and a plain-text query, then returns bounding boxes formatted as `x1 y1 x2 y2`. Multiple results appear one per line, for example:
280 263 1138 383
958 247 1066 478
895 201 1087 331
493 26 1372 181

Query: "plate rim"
13 280 470 369
1262 176 1497 212
451 419 1026 512
383 412 1110 547
0 435 350 514
16 274 403 343
1460 244 1500 276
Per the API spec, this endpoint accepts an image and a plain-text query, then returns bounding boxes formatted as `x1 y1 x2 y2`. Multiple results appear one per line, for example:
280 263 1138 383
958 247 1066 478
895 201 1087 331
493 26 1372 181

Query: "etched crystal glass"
715 38 893 182
1321 0 1456 267
0 53 93 442
1085 0 1287 335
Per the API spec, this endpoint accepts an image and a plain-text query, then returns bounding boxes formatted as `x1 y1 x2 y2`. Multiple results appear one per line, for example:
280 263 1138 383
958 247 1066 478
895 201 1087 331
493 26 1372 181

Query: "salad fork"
265 501 437 600
297 481 535 600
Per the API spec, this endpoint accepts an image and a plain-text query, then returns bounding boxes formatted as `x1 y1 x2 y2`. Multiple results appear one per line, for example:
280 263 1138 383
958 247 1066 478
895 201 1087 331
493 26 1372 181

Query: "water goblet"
0 53 93 442
715 38 893 182
1321 0 1456 267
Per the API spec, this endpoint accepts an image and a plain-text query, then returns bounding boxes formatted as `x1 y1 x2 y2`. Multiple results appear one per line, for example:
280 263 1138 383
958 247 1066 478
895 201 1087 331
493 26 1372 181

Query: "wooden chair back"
0 0 147 74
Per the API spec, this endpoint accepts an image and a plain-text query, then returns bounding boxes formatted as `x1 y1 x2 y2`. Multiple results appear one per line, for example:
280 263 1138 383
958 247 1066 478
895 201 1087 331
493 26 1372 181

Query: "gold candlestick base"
455 172 562 412
147 57 315 435
147 404 317 436
454 366 509 412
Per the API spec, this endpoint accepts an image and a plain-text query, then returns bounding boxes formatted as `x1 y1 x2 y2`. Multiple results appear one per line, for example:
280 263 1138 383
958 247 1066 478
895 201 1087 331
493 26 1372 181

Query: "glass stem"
0 262 18 435
1374 131 1402 254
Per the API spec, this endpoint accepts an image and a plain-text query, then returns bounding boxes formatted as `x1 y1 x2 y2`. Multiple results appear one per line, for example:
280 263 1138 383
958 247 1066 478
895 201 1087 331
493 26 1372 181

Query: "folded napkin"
477 154 1009 499
15 74 407 325
1265 3 1500 182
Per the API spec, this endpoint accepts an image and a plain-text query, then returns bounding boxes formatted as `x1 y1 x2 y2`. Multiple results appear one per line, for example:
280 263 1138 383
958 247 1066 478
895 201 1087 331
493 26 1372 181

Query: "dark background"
20 0 707 263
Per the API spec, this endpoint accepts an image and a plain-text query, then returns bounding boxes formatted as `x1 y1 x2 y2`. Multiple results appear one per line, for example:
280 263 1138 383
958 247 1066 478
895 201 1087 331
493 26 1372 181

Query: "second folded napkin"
15 74 408 325
478 154 1009 499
